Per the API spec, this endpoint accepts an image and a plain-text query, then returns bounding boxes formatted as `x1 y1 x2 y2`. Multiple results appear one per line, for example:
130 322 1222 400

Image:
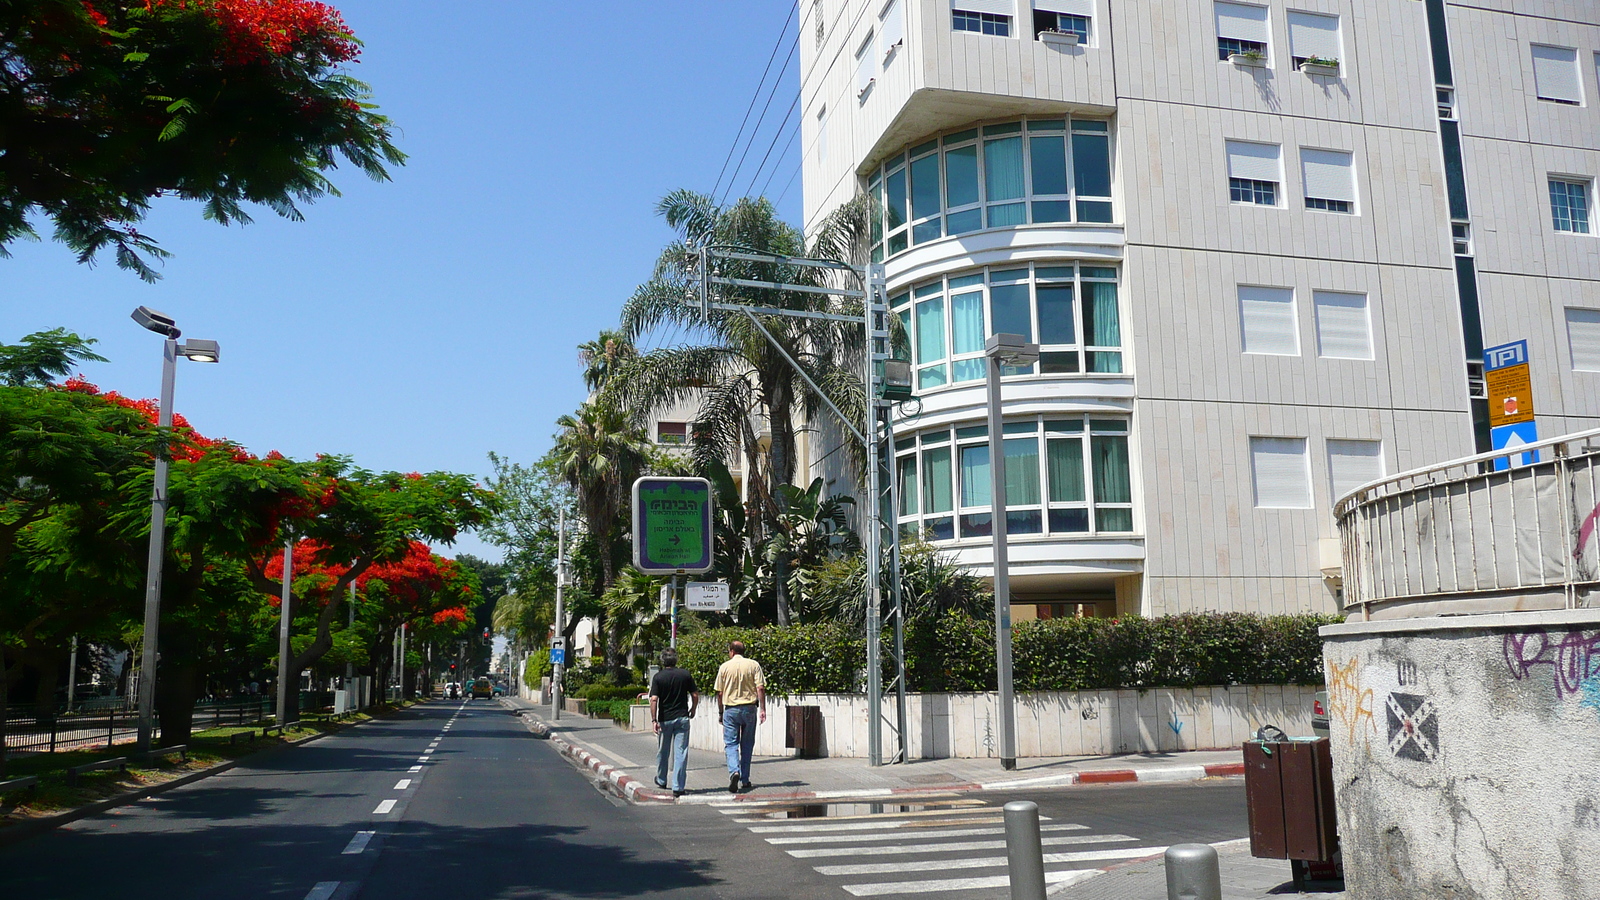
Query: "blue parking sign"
549 647 566 665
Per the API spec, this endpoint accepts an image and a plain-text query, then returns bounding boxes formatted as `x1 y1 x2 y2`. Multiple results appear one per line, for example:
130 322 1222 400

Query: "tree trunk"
31 652 60 720
154 663 199 748
770 398 794 627
0 650 11 779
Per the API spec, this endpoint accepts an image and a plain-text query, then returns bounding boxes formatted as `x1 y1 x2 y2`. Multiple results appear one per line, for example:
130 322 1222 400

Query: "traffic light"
449 663 456 672
482 627 490 640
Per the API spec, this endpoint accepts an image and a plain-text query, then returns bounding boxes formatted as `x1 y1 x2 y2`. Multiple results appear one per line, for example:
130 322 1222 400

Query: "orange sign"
1486 363 1534 428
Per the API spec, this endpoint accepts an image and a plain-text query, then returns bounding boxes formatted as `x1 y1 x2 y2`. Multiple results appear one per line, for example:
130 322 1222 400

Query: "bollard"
1165 843 1222 900
1003 800 1047 900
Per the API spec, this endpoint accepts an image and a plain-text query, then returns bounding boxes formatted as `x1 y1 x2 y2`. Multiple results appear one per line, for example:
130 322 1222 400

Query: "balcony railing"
1335 428 1600 618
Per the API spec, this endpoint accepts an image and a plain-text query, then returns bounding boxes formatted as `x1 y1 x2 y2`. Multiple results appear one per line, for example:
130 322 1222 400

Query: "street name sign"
685 581 730 611
1484 340 1539 471
631 477 714 575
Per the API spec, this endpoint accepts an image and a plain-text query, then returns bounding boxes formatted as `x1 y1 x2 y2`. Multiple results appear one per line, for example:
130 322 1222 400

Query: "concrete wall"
629 685 1316 759
1320 610 1600 900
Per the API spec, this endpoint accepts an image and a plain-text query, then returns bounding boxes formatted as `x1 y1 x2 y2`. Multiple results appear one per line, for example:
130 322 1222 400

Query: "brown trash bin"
786 705 823 758
1244 736 1340 888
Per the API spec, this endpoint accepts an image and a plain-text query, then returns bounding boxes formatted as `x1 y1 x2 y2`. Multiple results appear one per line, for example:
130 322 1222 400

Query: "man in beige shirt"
714 640 766 794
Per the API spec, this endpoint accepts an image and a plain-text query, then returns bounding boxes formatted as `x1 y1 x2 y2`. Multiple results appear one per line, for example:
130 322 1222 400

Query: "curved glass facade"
868 117 1114 262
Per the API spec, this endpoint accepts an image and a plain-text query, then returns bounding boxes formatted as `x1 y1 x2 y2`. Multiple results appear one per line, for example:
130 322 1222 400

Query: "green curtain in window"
871 180 884 245
923 446 953 513
960 445 990 508
1048 438 1086 502
951 291 984 355
1004 437 1040 505
897 455 918 516
1083 282 1120 347
985 137 1025 202
1092 435 1131 503
916 298 946 363
946 145 979 208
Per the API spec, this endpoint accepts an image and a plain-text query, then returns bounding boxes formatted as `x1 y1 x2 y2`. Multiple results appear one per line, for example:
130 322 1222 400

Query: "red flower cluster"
142 0 360 65
432 607 468 625
81 2 109 26
60 375 243 462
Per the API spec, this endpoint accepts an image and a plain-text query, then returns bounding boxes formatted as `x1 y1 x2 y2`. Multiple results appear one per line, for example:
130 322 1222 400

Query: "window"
1327 440 1383 504
881 0 905 61
656 422 688 445
899 263 1121 390
1437 86 1456 119
868 117 1113 260
1566 308 1600 372
814 0 826 47
1226 140 1281 206
1215 2 1269 62
1451 220 1471 255
896 415 1134 540
855 30 876 100
954 2 1012 37
1313 291 1372 360
1301 148 1355 213
1551 178 1591 234
1531 44 1582 105
1250 437 1312 509
1287 11 1340 70
1238 286 1298 356
1032 1 1091 42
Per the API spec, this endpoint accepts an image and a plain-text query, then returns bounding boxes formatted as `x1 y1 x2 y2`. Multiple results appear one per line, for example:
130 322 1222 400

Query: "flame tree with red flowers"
0 1 403 281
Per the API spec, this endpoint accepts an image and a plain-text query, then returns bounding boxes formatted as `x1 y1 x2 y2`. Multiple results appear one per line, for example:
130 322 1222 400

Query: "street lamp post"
131 307 220 752
276 538 294 725
985 333 1039 771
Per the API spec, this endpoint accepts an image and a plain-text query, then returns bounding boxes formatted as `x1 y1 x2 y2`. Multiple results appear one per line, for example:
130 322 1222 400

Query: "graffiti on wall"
1502 629 1600 699
1328 657 1377 749
1386 692 1439 762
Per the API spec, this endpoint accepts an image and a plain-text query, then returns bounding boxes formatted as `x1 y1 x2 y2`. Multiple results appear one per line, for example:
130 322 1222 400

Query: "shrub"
584 698 640 723
678 621 864 695
576 683 647 701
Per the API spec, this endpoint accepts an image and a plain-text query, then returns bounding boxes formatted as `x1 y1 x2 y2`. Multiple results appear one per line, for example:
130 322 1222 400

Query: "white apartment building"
800 0 1600 619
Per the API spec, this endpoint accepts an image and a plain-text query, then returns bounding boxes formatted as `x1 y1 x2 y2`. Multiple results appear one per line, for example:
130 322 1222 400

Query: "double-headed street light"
985 332 1039 771
132 307 220 751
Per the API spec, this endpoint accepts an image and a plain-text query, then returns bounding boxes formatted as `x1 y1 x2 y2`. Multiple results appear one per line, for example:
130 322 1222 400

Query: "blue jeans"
723 704 757 782
655 716 691 792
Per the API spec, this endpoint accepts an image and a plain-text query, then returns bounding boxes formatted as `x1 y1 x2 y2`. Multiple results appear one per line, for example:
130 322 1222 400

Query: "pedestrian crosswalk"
711 796 1168 897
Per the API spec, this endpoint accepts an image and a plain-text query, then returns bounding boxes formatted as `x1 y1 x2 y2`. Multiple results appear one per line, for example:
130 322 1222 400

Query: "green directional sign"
631 477 714 574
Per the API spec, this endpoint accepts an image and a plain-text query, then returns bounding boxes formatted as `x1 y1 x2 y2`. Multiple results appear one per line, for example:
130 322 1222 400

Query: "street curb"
514 706 1243 806
0 701 426 847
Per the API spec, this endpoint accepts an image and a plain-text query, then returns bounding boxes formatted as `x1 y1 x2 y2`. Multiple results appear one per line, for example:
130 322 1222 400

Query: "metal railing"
3 697 280 754
1335 427 1600 617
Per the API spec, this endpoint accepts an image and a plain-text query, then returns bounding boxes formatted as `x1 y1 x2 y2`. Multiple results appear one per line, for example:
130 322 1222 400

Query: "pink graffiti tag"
1503 629 1600 699
1575 501 1600 562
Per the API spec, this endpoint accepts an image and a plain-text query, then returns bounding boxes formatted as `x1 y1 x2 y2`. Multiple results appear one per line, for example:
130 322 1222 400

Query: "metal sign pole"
552 509 566 720
670 574 679 649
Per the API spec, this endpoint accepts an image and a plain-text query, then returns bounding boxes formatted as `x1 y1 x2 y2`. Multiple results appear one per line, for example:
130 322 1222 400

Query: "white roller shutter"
1251 437 1312 509
1314 291 1372 360
1034 0 1093 15
954 0 1015 15
1301 148 1355 203
855 32 875 97
1215 2 1269 44
1287 11 1339 60
880 0 904 57
1532 45 1582 103
1567 308 1600 371
1226 140 1281 182
1239 285 1299 356
1328 440 1384 503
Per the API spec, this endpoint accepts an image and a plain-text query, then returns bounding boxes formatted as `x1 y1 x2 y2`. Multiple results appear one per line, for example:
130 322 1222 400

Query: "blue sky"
5 1 802 562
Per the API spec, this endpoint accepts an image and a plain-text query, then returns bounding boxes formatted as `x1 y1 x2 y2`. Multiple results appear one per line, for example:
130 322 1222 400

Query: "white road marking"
417 757 429 763
373 799 397 815
394 779 411 790
342 831 375 855
304 881 341 900
710 792 958 810
422 749 433 754
814 845 1165 875
787 833 1138 859
843 868 1103 897
408 766 422 773
736 806 999 825
766 823 1087 845
748 817 1006 834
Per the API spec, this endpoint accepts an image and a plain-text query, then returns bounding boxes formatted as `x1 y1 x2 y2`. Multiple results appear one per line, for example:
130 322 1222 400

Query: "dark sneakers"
728 773 740 794
654 777 668 790
739 781 753 793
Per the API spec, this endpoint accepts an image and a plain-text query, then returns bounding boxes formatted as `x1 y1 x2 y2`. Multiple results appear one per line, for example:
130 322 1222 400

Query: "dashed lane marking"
394 779 411 790
304 882 340 900
341 831 375 855
373 799 396 815
408 766 422 773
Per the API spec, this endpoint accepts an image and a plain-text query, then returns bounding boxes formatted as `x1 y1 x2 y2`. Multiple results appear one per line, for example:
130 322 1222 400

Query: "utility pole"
397 623 406 702
275 538 294 725
552 509 566 720
66 636 78 712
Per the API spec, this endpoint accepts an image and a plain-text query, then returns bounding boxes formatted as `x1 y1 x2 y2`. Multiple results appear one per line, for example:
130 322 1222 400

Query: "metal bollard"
1165 843 1222 900
1003 800 1047 900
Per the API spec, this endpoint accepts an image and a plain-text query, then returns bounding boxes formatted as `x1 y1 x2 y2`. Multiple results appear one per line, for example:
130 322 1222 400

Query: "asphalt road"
0 700 1250 900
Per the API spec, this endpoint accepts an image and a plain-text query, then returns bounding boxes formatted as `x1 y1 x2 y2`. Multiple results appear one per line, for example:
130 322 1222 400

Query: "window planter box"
1301 62 1339 77
1229 53 1267 68
1039 30 1079 48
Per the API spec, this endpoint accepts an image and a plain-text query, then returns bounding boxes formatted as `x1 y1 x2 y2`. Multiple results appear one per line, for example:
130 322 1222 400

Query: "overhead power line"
751 103 802 200
710 3 797 203
719 38 798 207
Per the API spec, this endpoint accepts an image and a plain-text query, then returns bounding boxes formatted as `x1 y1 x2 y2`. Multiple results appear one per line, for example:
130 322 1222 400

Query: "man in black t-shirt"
649 648 699 797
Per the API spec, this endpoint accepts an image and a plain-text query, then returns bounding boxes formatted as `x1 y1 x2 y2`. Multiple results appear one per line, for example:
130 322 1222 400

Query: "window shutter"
1301 148 1355 203
1226 140 1281 182
881 0 905 58
1567 308 1600 371
1239 286 1299 356
1314 291 1372 360
954 0 1016 16
1532 45 1582 103
1327 440 1384 503
855 32 876 97
1250 437 1311 509
1034 0 1093 15
1286 11 1339 60
1215 2 1269 44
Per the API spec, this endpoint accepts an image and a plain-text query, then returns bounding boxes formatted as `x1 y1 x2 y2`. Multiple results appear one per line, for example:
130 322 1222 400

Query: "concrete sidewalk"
502 696 1244 804
1046 843 1345 900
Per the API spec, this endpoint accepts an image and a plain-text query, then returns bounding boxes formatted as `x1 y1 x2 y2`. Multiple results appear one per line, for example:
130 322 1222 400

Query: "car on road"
444 682 460 699
471 679 493 700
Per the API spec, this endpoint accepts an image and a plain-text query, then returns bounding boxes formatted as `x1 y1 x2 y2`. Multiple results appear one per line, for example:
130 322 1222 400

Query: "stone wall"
1320 610 1600 900
641 685 1317 759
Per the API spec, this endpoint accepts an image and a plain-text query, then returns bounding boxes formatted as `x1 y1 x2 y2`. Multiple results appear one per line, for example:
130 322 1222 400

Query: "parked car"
1312 690 1330 738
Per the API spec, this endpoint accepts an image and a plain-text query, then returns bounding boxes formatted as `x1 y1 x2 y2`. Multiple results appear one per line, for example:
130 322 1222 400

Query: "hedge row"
677 612 1339 696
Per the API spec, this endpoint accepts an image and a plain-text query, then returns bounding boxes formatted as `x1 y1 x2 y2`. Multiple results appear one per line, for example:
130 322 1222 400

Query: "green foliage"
809 539 992 625
678 622 865 696
584 698 641 723
0 330 107 387
523 652 549 690
575 683 646 701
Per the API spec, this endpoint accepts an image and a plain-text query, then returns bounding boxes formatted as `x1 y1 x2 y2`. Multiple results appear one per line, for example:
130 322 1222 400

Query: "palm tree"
610 191 866 626
550 400 652 676
577 329 638 393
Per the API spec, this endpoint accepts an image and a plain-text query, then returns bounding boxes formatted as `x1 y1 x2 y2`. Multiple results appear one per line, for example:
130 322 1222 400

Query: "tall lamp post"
985 333 1038 771
131 306 220 752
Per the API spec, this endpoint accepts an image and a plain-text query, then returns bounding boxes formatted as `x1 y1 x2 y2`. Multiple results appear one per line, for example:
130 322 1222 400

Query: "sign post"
1485 340 1538 471
633 477 714 649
